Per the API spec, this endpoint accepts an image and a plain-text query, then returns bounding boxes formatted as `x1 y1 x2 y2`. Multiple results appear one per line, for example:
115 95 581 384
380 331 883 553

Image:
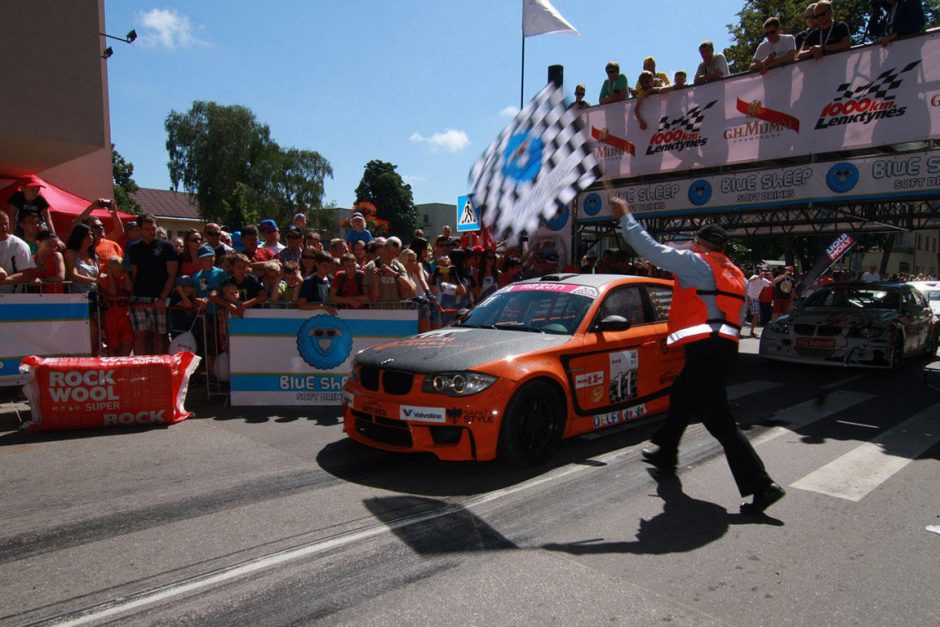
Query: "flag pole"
520 31 525 109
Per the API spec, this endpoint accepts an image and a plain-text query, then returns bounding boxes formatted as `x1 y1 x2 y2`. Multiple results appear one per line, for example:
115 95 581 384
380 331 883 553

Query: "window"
596 286 647 326
645 284 673 322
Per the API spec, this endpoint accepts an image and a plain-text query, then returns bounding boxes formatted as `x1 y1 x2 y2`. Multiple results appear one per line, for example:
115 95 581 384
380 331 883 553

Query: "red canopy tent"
0 175 135 237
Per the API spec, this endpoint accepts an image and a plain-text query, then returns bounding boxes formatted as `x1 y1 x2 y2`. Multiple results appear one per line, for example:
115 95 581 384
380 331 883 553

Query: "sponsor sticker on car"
399 405 447 423
796 337 836 349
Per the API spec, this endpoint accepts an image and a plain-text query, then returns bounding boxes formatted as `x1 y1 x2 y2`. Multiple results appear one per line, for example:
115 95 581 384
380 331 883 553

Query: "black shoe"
641 445 677 475
740 482 785 515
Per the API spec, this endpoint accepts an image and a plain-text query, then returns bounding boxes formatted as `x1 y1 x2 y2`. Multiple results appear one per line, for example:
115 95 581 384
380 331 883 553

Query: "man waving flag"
468 83 602 244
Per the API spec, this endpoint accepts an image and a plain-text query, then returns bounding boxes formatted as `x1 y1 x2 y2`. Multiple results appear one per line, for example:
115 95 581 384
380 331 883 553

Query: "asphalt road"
1 339 938 626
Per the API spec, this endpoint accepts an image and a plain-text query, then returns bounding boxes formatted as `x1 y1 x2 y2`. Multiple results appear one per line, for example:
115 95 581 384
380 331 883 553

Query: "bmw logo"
688 180 712 206
826 162 859 193
502 132 544 182
296 315 353 370
583 192 602 216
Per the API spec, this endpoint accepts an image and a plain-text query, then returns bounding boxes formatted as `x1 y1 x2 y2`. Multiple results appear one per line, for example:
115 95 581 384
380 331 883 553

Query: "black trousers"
651 337 771 497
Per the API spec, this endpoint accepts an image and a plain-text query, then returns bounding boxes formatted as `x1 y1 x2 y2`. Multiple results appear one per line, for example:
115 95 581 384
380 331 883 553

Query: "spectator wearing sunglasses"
750 17 797 74
599 62 629 104
569 83 590 110
204 222 232 266
795 3 818 50
798 0 851 60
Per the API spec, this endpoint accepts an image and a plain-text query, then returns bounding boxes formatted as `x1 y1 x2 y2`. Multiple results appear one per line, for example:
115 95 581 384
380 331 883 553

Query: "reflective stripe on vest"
667 323 740 345
666 251 746 347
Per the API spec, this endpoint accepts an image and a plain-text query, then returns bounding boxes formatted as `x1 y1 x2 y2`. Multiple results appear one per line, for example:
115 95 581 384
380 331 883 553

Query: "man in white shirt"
745 270 773 337
861 265 881 282
694 41 730 84
0 211 37 293
750 17 797 74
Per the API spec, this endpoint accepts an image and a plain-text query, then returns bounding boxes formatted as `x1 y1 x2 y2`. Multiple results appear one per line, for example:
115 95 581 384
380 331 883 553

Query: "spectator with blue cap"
259 219 285 254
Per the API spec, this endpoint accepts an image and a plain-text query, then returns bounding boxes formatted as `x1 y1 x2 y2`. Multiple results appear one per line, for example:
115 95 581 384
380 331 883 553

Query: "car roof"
515 273 671 289
818 281 906 290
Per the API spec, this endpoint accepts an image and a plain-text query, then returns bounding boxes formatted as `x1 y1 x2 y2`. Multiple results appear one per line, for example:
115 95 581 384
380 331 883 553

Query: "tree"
723 0 940 73
165 101 332 229
354 160 419 239
112 145 141 215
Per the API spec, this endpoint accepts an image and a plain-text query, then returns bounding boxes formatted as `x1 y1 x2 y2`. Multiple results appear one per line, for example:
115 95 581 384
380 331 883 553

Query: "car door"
902 287 930 351
562 284 678 424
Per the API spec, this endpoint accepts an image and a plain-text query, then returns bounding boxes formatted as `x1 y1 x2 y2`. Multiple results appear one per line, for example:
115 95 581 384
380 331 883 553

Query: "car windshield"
803 286 899 310
459 284 596 335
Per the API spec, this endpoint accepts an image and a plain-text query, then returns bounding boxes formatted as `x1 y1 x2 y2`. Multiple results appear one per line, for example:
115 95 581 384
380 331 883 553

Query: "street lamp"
99 29 136 59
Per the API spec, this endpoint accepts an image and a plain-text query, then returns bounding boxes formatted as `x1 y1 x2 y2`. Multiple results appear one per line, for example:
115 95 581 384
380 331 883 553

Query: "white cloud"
499 106 520 118
137 9 207 49
403 175 428 186
409 129 470 153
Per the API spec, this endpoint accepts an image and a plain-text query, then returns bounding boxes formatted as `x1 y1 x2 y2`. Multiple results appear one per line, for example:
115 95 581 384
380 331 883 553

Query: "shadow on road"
543 474 782 556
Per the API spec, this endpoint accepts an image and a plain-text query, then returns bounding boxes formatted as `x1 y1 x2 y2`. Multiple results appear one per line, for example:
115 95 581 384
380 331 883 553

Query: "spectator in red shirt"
240 225 276 264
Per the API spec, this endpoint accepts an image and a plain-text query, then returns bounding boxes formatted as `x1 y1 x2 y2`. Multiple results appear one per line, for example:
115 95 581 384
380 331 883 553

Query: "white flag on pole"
468 83 601 244
522 0 579 37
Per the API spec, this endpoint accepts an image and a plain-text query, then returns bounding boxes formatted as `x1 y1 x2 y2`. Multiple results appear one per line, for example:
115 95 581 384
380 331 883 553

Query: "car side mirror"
594 315 631 332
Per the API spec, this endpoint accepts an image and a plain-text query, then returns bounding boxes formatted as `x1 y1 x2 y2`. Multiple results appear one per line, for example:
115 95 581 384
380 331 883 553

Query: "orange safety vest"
667 251 746 347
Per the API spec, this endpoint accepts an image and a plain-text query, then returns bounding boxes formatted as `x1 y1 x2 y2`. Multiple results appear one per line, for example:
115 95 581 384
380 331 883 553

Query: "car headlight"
768 319 790 334
421 372 498 396
859 326 885 339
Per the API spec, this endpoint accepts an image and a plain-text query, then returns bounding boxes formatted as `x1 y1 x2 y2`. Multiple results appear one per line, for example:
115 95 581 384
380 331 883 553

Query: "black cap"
696 224 729 248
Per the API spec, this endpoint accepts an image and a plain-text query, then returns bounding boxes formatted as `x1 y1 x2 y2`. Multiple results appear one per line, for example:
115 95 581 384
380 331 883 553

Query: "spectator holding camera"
364 236 414 306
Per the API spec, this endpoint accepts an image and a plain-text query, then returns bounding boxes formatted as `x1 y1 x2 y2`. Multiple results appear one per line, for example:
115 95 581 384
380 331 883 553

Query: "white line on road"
819 372 871 390
749 390 875 447
791 404 940 502
835 420 879 429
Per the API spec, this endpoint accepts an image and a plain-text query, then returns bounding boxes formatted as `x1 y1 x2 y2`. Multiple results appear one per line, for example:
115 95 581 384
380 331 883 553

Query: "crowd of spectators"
574 0 927 112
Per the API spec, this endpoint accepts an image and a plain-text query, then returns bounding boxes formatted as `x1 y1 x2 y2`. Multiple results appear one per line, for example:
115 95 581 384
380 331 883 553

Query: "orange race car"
342 273 684 465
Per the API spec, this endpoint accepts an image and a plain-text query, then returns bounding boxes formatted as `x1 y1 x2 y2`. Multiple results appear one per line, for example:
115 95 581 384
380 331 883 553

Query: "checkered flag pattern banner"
658 100 718 133
833 61 920 102
468 83 602 244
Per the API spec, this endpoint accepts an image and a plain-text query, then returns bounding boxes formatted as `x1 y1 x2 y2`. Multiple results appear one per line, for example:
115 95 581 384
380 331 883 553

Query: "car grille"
816 325 842 337
358 367 415 395
794 347 835 359
352 409 413 447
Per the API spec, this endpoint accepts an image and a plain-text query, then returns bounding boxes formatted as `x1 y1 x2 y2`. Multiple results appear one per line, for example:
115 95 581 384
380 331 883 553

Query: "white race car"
759 282 937 368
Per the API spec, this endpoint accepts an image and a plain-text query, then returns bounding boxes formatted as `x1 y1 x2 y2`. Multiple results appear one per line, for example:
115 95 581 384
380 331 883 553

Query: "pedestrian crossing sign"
456 194 480 232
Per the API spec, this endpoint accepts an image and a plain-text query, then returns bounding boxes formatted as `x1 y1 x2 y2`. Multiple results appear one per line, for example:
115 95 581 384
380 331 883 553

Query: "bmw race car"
342 274 684 465
759 282 936 369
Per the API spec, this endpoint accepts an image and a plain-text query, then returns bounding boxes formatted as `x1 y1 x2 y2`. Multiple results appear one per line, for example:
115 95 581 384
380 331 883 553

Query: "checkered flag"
833 61 920 101
469 83 602 244
658 100 718 133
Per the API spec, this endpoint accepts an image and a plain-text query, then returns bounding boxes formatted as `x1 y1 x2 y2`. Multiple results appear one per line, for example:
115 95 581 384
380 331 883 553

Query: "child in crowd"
99 256 133 356
214 277 242 355
329 253 367 309
192 244 226 371
280 260 304 304
169 275 198 339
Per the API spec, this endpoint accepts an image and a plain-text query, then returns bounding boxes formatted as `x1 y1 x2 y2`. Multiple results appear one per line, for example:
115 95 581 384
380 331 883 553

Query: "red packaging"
19 353 200 431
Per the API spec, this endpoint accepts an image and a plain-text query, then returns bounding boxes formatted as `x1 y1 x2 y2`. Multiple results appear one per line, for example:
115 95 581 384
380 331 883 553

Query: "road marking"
749 391 875 447
791 404 940 502
51 449 619 625
819 372 871 390
835 419 879 429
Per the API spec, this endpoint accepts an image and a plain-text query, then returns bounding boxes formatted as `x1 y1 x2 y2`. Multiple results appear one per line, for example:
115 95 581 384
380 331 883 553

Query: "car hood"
354 327 571 373
785 306 898 325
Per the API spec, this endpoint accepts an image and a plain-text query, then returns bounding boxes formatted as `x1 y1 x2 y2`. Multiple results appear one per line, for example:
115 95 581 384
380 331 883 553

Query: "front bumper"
342 378 512 461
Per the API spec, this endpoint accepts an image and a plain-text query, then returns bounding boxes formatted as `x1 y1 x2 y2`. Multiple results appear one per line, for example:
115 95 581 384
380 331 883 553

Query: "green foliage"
165 101 332 230
111 145 141 215
723 0 940 73
354 160 419 238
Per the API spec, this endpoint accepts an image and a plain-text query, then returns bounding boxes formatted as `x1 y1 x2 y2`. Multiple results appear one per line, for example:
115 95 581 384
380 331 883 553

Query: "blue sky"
104 1 744 209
